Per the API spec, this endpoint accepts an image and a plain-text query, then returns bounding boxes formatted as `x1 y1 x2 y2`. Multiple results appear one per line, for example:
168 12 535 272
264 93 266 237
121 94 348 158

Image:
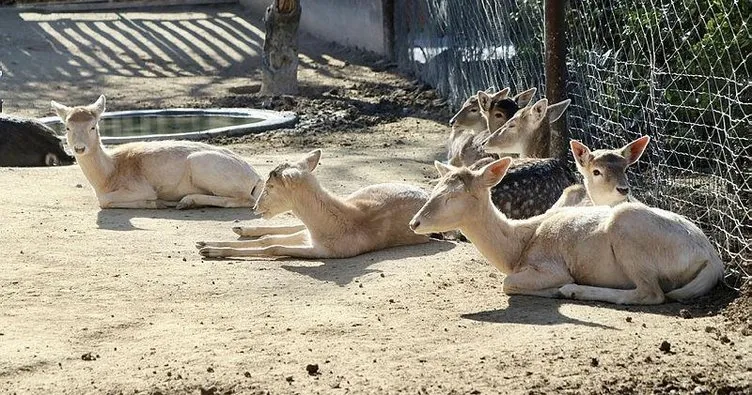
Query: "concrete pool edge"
38 108 298 144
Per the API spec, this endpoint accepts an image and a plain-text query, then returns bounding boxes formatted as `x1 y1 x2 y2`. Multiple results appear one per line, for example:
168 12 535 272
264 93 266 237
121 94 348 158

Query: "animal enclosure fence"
393 0 751 286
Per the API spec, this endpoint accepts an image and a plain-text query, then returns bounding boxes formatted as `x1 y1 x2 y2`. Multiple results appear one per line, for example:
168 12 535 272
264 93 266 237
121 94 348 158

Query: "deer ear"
434 160 454 176
529 98 548 123
491 87 511 101
513 87 537 107
478 157 512 188
621 135 650 166
477 91 492 111
50 100 71 121
88 95 106 117
546 99 571 123
300 149 322 172
570 140 592 167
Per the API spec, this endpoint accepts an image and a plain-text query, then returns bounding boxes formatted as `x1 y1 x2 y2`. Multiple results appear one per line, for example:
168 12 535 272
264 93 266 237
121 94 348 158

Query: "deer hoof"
195 241 206 249
559 284 579 299
176 198 194 210
199 247 223 258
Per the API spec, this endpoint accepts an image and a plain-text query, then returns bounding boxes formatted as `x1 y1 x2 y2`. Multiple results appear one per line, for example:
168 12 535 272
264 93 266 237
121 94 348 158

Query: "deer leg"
98 189 173 209
198 244 329 259
502 265 574 299
558 283 665 305
196 231 309 249
232 224 307 237
176 194 253 210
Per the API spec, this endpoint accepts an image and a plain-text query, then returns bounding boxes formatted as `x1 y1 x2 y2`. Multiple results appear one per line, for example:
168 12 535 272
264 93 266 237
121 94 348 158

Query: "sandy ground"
0 3 750 394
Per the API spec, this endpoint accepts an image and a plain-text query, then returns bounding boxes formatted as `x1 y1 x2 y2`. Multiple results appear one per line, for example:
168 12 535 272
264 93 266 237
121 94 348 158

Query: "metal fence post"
544 0 568 159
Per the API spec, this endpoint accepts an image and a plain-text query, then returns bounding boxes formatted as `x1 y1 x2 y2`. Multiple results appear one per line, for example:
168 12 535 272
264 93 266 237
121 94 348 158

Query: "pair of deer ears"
434 157 513 188
50 95 107 121
570 136 651 167
477 87 537 110
528 98 571 124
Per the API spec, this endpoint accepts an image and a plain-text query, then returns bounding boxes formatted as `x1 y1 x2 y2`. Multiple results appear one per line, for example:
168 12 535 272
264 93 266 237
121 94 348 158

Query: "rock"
306 363 319 376
659 341 672 353
81 352 97 361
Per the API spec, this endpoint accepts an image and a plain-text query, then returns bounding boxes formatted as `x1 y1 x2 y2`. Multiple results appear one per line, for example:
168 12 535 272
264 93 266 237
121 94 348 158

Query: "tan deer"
552 136 651 208
483 97 571 158
409 158 724 305
51 95 263 209
447 87 536 167
196 149 432 258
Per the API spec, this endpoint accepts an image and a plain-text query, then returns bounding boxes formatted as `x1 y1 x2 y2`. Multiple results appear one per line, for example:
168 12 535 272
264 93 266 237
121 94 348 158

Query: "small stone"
659 341 671 353
306 363 319 376
206 367 214 373
590 357 599 367
285 375 294 383
625 316 632 323
81 352 97 361
244 371 251 378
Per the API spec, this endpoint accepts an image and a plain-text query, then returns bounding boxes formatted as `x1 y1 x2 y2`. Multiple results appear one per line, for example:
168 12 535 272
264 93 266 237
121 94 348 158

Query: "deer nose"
616 186 630 195
409 219 420 231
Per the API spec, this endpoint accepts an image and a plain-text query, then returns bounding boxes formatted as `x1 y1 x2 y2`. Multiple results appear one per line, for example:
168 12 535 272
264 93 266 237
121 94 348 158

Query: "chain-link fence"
394 0 751 286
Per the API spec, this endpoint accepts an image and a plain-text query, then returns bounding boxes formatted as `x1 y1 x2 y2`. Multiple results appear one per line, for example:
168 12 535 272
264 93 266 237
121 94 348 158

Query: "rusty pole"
544 0 568 159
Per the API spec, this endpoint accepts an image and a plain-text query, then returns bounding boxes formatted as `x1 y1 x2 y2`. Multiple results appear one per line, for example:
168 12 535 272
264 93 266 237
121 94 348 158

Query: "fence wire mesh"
394 0 751 286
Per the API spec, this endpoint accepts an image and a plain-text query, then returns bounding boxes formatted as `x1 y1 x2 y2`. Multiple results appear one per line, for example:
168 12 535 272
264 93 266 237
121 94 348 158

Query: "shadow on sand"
279 240 456 286
462 296 618 329
461 283 738 328
204 240 456 286
96 207 256 231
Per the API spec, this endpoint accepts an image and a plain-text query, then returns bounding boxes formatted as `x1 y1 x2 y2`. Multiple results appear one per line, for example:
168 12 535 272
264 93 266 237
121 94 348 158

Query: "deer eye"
470 108 478 113
593 169 601 176
494 113 504 118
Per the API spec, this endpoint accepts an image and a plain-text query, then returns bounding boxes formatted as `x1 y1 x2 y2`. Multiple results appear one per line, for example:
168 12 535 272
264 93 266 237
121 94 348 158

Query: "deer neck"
523 121 551 158
458 194 536 274
75 139 115 193
289 179 357 233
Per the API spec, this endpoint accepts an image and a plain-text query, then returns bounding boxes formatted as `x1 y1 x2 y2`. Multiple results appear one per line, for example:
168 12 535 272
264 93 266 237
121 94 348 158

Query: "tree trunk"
260 0 301 96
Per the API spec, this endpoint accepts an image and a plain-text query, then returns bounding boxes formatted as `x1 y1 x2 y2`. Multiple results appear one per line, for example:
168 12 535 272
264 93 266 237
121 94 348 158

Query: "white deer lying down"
196 149 431 258
409 157 724 305
51 95 263 209
552 136 651 208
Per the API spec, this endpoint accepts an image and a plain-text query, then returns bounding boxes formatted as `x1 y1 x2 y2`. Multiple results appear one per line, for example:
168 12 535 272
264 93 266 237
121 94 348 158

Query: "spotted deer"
475 96 577 218
409 157 724 305
447 87 536 167
51 95 263 209
196 149 432 259
552 136 651 208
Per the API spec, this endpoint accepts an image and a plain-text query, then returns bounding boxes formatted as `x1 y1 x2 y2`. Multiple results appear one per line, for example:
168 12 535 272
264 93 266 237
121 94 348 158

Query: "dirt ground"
0 3 750 394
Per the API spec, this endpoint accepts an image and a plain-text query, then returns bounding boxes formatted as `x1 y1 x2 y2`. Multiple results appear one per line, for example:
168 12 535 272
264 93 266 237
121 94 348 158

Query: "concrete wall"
239 0 390 56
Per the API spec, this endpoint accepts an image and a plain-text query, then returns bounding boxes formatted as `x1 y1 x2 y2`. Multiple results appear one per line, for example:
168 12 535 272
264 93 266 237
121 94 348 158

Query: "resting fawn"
196 150 432 258
51 95 263 209
409 158 723 305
